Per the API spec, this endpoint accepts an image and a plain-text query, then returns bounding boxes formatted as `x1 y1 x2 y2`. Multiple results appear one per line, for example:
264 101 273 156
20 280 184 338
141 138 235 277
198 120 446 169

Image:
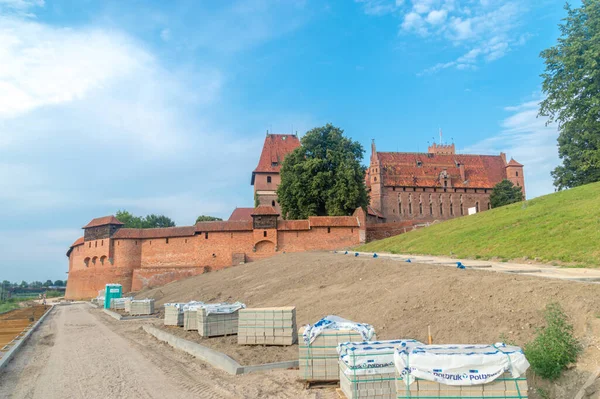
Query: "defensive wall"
66 207 366 299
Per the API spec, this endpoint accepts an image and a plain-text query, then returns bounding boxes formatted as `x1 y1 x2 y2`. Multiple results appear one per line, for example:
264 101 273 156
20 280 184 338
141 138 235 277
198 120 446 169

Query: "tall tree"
490 180 524 208
277 124 368 219
195 215 223 223
115 210 176 228
540 1 600 190
43 280 53 287
53 280 64 287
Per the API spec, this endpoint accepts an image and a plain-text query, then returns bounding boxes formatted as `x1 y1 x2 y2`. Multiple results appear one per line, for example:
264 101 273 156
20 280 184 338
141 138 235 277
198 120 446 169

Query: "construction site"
1 252 599 399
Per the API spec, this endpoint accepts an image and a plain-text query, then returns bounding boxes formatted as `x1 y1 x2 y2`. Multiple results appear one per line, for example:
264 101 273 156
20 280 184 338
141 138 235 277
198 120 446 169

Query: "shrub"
525 302 581 380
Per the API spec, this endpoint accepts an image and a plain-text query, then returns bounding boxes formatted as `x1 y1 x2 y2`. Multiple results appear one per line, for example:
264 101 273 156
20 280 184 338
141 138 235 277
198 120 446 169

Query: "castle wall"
379 186 492 223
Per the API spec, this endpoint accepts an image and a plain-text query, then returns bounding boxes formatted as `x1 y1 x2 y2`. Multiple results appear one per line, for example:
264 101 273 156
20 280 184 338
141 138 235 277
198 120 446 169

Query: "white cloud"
391 1 529 74
426 9 448 25
355 0 402 16
463 98 559 199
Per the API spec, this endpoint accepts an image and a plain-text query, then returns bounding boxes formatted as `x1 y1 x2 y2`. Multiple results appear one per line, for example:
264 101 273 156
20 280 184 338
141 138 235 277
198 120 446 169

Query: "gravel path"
0 303 330 399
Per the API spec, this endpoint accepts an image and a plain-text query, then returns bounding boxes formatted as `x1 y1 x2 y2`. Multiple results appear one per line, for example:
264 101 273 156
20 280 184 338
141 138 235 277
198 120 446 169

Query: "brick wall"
366 221 429 242
66 216 363 299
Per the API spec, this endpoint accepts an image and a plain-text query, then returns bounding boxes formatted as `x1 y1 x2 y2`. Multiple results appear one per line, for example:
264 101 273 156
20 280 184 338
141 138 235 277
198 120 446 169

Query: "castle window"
135 241 137 245
92 256 97 265
95 241 97 248
263 231 267 237
476 202 480 212
374 177 377 182
271 200 275 207
413 187 416 192
419 203 423 215
271 162 278 167
89 242 91 248
429 203 433 215
403 187 406 192
461 204 464 216
409 202 412 214
205 232 209 239
440 203 443 216
516 182 520 186
267 176 272 183
100 256 106 265
444 180 447 187
327 227 331 234
166 238 169 244
516 171 519 177
101 240 103 246
185 239 188 243
417 161 422 167
450 204 454 216
393 187 395 191
84 257 90 267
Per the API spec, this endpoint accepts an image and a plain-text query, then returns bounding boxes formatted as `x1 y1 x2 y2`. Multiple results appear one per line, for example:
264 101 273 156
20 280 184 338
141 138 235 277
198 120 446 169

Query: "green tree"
53 280 64 287
540 1 600 190
19 281 28 288
43 280 53 287
116 210 145 228
277 124 368 219
115 210 176 228
2 280 10 287
30 281 43 288
490 180 523 208
143 214 176 228
195 215 223 223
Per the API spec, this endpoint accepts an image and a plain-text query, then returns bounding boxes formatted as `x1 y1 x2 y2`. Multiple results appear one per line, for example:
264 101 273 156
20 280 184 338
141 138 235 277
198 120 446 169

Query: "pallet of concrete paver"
238 307 297 346
338 339 422 399
124 298 132 313
110 297 133 310
394 344 530 398
129 299 155 315
299 316 376 382
196 302 245 338
183 302 204 331
164 303 186 326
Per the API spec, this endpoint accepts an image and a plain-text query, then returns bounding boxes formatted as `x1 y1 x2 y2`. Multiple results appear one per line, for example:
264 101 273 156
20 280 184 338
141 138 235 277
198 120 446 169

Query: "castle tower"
369 140 383 214
505 158 525 198
428 142 456 155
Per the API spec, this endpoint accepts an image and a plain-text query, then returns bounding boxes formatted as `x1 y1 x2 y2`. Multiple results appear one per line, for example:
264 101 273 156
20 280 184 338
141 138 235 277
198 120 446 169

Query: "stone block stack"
110 297 132 310
183 308 199 331
394 374 528 398
299 328 376 382
164 303 185 326
338 340 421 399
197 309 239 337
129 299 154 315
237 307 297 346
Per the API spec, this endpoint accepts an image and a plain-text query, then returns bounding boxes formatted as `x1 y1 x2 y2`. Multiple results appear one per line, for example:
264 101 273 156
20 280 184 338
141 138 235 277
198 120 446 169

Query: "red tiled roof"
376 152 509 189
83 215 124 229
367 206 384 219
309 216 360 227
252 134 301 183
507 158 523 167
228 207 254 221
112 226 196 239
277 220 310 231
70 237 84 247
195 220 253 232
251 206 279 216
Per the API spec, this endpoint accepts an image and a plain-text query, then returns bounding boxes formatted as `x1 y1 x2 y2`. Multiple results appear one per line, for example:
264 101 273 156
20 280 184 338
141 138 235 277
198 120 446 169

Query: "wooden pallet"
304 380 339 390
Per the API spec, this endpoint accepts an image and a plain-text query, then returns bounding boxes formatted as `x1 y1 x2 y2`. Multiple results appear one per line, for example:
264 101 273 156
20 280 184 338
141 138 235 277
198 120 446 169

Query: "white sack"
303 315 375 345
338 339 423 376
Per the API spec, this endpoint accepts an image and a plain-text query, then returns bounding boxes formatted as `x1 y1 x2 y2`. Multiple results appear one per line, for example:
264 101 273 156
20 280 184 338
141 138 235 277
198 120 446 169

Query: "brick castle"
65 133 524 299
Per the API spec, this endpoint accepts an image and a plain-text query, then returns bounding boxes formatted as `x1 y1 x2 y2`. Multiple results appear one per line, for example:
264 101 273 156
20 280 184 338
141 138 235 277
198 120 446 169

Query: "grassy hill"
358 182 600 267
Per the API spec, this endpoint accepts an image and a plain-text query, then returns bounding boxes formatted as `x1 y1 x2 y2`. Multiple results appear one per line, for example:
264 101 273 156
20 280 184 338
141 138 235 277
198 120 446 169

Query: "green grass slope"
359 182 600 267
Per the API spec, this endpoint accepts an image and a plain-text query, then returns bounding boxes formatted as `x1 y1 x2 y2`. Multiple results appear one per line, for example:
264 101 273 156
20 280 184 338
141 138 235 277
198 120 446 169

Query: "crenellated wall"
65 211 366 300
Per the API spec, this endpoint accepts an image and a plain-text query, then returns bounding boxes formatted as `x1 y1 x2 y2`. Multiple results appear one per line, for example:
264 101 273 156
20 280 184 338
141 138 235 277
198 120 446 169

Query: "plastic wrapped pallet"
299 316 376 382
129 299 154 315
337 339 422 399
110 297 133 310
394 344 530 398
124 298 132 313
196 302 245 337
164 303 186 326
238 307 297 346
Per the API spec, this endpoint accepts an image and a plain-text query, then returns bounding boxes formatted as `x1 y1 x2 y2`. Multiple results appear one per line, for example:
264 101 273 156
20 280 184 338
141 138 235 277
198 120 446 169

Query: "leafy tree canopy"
490 180 523 208
540 1 600 190
195 215 223 223
116 210 176 229
53 280 64 287
277 124 369 219
43 280 53 287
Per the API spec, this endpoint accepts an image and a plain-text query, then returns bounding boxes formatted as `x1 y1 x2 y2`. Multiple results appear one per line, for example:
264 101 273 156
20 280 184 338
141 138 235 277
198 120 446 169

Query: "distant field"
358 182 600 267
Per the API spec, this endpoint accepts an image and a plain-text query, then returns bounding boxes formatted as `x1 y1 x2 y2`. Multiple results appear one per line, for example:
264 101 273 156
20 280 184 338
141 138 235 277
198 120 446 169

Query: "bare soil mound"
135 251 600 398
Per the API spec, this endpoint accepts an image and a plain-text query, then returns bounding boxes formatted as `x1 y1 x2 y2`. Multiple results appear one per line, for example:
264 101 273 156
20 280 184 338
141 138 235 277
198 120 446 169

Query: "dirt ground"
135 251 600 399
0 303 333 399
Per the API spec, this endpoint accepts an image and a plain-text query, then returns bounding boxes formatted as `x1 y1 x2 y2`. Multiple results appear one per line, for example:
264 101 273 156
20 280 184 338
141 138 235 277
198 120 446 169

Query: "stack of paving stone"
124 298 132 313
164 303 185 326
299 327 377 382
196 303 245 337
393 344 530 399
110 297 133 310
338 340 422 399
129 299 155 315
394 373 528 398
237 307 297 345
183 302 204 331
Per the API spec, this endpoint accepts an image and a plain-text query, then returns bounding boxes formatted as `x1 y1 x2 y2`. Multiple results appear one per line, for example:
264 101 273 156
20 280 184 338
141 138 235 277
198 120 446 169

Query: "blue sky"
0 0 567 281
